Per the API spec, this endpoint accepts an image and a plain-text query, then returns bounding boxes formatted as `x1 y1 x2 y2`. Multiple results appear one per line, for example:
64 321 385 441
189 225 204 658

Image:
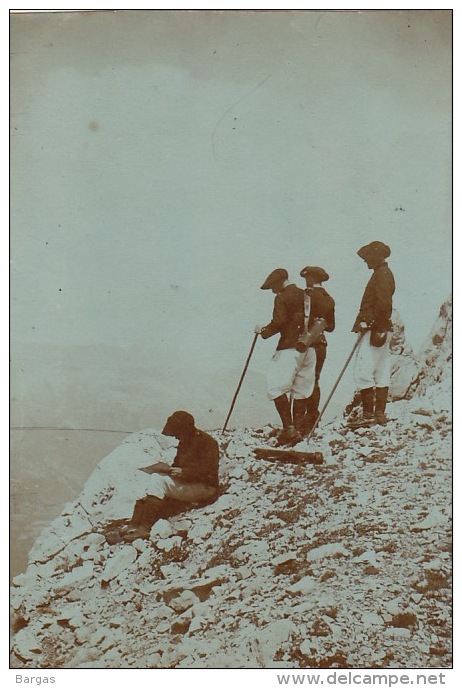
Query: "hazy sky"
11 10 451 385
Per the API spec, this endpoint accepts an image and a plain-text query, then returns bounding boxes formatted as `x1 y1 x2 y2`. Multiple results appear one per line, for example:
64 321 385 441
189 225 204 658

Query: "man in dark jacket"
123 411 219 539
351 241 395 427
294 266 335 435
255 268 316 445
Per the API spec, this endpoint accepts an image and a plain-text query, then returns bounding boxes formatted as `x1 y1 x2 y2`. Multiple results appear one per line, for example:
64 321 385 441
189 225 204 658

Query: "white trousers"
267 347 316 400
145 474 217 503
354 332 392 390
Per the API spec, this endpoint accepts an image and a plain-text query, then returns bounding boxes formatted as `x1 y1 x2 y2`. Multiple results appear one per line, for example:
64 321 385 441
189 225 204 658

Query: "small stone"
273 551 298 566
288 576 316 595
299 639 314 656
358 446 374 457
423 557 443 570
101 547 137 582
412 510 447 531
168 590 200 613
353 549 378 565
156 536 182 552
306 542 348 561
385 627 411 639
412 408 433 418
150 519 174 539
68 612 86 629
13 628 43 661
12 574 27 587
362 612 383 626
384 599 404 615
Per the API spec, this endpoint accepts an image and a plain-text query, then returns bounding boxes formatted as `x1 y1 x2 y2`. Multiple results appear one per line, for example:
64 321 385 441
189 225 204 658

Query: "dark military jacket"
305 286 336 334
260 283 305 350
352 262 395 333
173 429 220 488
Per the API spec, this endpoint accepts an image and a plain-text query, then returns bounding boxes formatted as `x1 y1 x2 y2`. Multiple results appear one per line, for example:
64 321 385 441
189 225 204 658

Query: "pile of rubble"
10 299 452 669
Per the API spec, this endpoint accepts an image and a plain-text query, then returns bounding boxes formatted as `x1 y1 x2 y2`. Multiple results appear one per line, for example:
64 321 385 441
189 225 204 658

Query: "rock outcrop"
405 296 452 404
389 309 420 401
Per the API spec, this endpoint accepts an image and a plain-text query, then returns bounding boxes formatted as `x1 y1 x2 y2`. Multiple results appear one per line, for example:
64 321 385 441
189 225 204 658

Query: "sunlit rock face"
405 296 452 404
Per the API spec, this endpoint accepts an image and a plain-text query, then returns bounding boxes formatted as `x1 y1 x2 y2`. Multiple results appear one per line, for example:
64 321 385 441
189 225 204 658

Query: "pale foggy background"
10 10 451 576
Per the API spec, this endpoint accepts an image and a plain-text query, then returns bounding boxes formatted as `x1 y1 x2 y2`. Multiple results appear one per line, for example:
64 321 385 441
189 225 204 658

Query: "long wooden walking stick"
222 333 259 434
305 332 364 443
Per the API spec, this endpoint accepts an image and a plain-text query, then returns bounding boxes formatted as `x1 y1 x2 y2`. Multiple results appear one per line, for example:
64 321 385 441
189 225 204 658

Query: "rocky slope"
10 301 452 670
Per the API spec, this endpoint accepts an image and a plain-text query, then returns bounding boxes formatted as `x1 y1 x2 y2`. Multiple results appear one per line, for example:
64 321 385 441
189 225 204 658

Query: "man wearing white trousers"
255 268 316 445
351 241 395 428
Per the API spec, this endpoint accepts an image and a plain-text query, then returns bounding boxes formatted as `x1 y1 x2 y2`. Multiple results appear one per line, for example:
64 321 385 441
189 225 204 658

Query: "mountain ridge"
10 298 452 669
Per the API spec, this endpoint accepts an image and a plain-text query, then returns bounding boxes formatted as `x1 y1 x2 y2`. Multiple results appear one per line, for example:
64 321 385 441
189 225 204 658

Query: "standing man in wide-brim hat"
255 268 316 445
295 266 336 435
350 241 396 428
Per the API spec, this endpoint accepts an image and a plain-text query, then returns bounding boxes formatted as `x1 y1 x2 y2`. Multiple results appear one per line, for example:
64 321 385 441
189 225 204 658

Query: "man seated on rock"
121 411 220 541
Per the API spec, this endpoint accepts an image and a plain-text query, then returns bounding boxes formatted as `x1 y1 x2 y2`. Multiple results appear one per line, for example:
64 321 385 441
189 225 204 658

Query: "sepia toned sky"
10 10 451 390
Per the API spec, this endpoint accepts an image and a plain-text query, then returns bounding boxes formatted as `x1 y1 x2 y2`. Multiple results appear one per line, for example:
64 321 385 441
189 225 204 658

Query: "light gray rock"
54 561 95 591
361 612 383 627
74 624 97 645
101 546 137 582
150 519 174 539
384 599 405 615
160 563 185 579
227 465 250 480
187 521 215 541
13 628 42 661
255 619 296 665
210 494 237 512
155 536 182 551
385 627 412 639
232 540 270 562
306 542 348 561
299 639 313 656
273 551 298 566
12 573 27 588
29 509 92 563
288 576 316 595
412 510 447 531
168 590 200 613
353 549 378 565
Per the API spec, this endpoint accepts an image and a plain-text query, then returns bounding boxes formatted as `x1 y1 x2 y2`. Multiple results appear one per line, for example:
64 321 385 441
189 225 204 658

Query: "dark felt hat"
260 268 289 290
357 241 391 261
162 410 195 436
300 266 329 283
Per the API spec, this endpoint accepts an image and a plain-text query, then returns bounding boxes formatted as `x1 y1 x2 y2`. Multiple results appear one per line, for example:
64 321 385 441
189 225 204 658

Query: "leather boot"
306 384 320 418
375 387 389 425
127 495 163 539
303 384 321 434
273 394 292 428
274 395 301 445
349 387 375 428
292 399 308 433
361 387 375 417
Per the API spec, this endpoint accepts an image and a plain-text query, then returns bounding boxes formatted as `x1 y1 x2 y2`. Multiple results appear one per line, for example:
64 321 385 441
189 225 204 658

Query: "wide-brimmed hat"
260 268 289 290
357 241 391 261
300 266 329 283
162 410 195 436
